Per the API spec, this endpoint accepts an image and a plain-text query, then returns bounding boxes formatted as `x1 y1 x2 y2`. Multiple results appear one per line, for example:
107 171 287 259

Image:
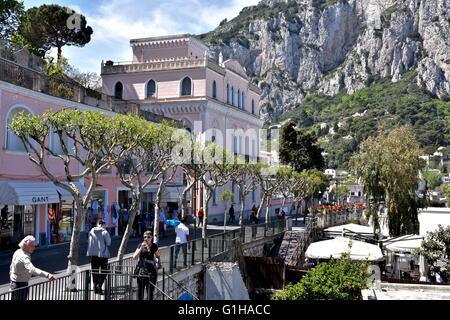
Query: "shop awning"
56 181 87 201
0 180 60 205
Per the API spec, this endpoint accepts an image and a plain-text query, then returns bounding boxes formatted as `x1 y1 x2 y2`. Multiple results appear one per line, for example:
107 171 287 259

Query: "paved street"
0 224 226 288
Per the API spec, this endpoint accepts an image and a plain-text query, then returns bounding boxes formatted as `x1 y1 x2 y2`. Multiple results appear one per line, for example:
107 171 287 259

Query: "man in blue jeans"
173 217 190 269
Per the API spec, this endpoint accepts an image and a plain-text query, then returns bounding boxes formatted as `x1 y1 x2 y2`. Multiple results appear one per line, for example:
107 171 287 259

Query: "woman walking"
132 231 160 300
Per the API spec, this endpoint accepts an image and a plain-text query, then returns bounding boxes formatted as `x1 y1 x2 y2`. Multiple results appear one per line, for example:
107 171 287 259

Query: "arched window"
212 81 217 99
237 89 241 108
231 87 235 106
181 77 192 96
226 84 230 104
6 106 32 152
146 80 156 98
241 92 245 109
252 99 255 114
114 82 123 99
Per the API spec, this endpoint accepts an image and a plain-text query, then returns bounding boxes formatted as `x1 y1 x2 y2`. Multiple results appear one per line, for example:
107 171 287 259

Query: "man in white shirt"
173 217 190 269
10 235 56 300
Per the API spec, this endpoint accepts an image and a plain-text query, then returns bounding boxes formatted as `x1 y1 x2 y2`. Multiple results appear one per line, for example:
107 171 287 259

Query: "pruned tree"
115 120 179 254
251 163 282 224
9 109 135 281
199 144 232 240
230 159 257 227
220 190 234 231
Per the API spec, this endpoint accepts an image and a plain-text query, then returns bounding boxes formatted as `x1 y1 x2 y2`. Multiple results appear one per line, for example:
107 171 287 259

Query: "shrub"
272 257 370 300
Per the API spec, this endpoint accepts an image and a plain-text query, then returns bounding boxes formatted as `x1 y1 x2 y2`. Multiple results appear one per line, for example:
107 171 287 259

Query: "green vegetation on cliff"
274 71 450 168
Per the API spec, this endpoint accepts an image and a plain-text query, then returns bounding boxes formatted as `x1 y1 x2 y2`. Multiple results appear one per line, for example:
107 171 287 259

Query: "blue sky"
23 0 261 73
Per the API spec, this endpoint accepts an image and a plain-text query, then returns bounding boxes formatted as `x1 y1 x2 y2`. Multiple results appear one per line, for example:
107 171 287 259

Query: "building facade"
101 34 264 222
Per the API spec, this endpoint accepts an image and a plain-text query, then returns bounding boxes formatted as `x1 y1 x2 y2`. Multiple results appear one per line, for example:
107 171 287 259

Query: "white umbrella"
383 234 424 253
305 236 384 261
324 223 375 238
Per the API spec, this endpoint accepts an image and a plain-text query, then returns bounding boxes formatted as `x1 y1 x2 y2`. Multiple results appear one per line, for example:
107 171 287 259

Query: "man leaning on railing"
9 235 56 300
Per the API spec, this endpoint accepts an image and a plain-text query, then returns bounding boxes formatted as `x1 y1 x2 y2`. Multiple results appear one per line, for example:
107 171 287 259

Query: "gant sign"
31 196 49 204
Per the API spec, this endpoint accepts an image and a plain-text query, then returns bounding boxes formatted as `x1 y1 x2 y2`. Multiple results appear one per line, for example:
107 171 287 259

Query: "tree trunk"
223 201 228 232
153 180 165 245
202 190 211 240
281 197 286 210
117 192 140 265
57 46 62 62
265 196 271 224
66 198 84 289
239 192 245 227
180 182 193 220
256 195 265 219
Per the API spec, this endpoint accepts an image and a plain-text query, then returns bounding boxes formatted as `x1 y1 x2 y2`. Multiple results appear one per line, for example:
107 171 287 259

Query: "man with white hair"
9 235 56 300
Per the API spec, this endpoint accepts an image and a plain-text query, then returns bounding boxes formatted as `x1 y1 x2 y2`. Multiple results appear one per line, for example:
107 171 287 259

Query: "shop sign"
31 196 50 204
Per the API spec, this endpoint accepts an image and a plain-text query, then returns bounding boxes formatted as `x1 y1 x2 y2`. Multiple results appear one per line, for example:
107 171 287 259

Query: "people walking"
251 205 258 224
86 219 111 295
197 207 204 227
228 204 235 224
159 210 166 238
173 217 190 269
132 231 160 300
119 204 129 236
9 235 56 300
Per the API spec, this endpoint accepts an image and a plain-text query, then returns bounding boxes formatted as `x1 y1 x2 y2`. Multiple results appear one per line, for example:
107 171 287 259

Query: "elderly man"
10 235 56 300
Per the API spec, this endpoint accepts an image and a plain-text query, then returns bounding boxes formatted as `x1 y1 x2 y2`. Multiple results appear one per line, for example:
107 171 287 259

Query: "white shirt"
175 223 189 244
10 249 49 283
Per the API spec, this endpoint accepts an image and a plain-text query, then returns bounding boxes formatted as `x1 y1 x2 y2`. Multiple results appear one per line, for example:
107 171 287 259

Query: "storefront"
0 180 60 249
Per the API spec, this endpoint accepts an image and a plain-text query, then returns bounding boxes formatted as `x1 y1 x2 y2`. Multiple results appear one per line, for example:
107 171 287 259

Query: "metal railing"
0 219 288 300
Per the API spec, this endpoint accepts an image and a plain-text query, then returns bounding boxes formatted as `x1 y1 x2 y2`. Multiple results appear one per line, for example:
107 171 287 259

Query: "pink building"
101 34 264 223
0 57 178 250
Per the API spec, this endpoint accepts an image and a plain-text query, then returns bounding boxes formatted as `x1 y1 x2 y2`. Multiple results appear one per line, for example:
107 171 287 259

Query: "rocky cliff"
200 0 450 122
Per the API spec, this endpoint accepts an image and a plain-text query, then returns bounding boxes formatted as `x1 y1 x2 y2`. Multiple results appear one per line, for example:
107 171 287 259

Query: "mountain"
199 0 450 123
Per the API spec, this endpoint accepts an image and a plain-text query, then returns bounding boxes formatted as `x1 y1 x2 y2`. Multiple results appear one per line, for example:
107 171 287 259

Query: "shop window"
6 106 33 152
114 82 123 99
181 77 192 96
146 79 156 98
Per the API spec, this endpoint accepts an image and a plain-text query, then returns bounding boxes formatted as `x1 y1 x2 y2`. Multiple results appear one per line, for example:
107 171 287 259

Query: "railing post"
105 270 111 301
191 240 195 266
170 246 174 274
162 268 166 301
84 271 90 301
201 239 205 263
208 239 212 259
222 234 225 252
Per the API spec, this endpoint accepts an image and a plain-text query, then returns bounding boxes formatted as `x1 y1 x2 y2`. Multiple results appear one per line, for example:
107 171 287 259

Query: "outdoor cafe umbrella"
383 234 424 253
323 223 375 239
305 236 384 261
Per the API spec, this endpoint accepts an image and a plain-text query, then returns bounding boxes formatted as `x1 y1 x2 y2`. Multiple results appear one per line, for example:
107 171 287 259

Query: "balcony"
101 57 210 75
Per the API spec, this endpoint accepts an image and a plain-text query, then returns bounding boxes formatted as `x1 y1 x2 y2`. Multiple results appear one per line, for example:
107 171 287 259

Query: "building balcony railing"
101 58 209 75
0 57 175 125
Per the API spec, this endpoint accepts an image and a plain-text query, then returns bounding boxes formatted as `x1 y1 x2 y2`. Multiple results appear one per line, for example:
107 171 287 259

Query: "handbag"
133 260 147 278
